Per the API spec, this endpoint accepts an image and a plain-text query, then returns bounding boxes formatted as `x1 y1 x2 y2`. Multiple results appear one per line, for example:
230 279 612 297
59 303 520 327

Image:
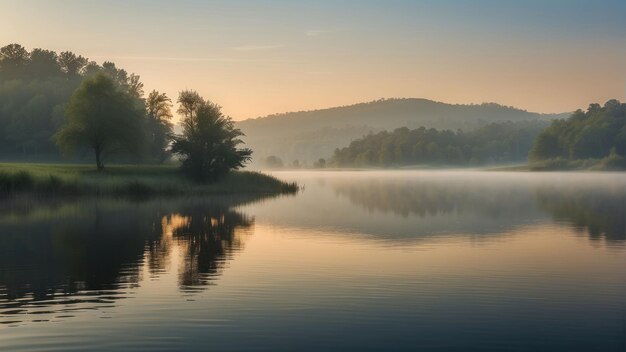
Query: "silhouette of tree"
0 43 29 78
57 51 88 78
171 90 251 181
145 90 174 162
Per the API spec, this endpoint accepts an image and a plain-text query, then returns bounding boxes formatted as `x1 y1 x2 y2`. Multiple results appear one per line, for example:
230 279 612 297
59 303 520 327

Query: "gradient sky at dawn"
2 0 625 119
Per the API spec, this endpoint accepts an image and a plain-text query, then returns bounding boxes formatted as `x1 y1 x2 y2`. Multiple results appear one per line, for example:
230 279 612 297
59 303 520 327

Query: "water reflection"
263 171 626 244
330 174 626 244
332 178 538 218
536 186 626 244
168 203 253 290
1 172 625 351
0 196 265 326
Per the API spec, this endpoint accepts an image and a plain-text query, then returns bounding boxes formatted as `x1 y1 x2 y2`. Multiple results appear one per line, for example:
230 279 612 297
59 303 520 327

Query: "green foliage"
330 121 547 167
53 73 145 170
171 91 252 182
529 100 626 163
0 43 171 164
595 150 626 170
145 90 174 162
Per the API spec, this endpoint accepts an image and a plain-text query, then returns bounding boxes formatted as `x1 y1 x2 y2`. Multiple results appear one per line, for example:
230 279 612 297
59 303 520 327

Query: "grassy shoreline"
487 156 626 172
0 163 298 197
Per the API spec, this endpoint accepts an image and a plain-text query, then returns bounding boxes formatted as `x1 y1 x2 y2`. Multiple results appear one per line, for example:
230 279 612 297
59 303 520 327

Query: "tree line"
0 44 156 158
529 100 626 162
0 43 250 181
330 120 548 167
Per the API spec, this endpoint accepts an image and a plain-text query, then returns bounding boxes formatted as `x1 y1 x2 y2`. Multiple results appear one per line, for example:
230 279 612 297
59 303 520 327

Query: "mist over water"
1 170 625 351
251 170 626 245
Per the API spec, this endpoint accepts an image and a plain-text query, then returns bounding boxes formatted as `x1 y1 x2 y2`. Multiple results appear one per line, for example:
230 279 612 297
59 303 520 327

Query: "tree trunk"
95 146 104 171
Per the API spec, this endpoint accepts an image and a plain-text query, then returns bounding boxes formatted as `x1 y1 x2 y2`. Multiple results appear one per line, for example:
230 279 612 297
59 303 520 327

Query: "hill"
236 98 567 166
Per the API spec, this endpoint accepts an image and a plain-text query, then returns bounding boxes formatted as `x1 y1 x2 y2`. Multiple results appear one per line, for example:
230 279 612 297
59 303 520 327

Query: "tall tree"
0 44 30 78
28 48 61 78
53 73 144 170
145 90 174 162
57 51 88 78
127 74 144 99
171 90 251 181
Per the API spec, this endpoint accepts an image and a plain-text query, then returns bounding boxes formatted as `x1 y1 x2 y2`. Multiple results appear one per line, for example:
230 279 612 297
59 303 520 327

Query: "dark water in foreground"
0 170 625 351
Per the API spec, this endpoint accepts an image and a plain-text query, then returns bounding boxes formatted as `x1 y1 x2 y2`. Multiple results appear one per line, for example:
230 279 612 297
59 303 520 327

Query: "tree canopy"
0 43 171 163
145 90 174 162
529 100 626 162
54 73 145 170
331 120 548 167
171 91 251 181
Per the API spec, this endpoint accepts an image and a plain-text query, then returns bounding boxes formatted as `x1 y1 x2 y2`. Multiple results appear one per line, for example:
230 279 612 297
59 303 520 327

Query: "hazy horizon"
2 0 625 120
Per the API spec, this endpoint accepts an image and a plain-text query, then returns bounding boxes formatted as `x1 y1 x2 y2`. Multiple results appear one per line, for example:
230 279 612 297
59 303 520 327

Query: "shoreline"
0 163 298 198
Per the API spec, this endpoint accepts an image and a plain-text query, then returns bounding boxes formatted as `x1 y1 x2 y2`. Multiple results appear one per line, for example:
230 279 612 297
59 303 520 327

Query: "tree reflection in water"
329 176 626 243
166 204 253 290
0 196 263 326
536 186 626 244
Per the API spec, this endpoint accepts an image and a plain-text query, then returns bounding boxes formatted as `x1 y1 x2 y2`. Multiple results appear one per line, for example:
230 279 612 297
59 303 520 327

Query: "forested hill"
331 120 549 168
236 98 567 166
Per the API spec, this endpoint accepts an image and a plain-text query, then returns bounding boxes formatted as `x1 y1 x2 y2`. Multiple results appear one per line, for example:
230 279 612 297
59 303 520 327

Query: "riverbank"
487 155 626 172
0 163 298 197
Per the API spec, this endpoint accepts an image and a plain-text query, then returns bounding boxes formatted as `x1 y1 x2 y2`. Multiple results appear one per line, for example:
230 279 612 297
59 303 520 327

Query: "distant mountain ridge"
236 98 569 166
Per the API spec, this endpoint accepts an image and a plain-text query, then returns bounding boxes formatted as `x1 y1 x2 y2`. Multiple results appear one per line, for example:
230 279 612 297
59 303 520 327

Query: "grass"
486 155 626 172
0 163 298 197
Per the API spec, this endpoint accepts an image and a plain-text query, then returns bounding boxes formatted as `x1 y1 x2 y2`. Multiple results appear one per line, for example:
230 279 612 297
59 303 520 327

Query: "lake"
1 170 625 351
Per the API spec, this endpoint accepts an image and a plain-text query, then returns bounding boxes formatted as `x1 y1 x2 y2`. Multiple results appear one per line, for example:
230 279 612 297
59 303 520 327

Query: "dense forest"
0 43 252 180
0 44 171 162
237 98 566 165
330 120 548 167
529 100 626 167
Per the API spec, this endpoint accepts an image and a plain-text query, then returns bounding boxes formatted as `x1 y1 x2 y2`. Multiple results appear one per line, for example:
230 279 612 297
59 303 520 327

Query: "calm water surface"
0 170 625 351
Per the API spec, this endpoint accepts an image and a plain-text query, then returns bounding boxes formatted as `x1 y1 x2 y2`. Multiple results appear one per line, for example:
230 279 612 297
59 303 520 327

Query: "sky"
1 0 625 120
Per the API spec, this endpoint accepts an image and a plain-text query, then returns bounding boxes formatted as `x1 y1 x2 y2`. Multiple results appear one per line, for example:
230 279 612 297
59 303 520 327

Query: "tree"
145 90 174 162
127 74 144 99
313 158 326 168
0 44 151 160
330 120 548 167
171 90 251 182
28 48 60 78
58 51 88 78
530 99 626 163
53 73 144 170
0 44 30 78
265 155 284 168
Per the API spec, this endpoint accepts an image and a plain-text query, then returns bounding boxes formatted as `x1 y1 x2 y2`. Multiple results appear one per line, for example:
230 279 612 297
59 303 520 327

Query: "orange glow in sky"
2 0 625 120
